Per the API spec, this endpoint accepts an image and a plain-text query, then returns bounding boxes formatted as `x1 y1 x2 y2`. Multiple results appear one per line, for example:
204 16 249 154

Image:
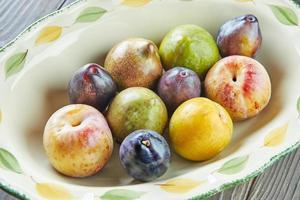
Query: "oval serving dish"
0 0 300 199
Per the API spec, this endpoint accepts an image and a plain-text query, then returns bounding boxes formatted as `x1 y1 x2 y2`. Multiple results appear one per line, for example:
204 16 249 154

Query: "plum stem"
245 15 256 23
141 139 151 147
179 71 188 77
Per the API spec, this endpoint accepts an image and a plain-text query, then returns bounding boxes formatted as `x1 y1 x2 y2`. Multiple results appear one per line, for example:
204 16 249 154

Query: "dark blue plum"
119 129 171 182
68 63 117 111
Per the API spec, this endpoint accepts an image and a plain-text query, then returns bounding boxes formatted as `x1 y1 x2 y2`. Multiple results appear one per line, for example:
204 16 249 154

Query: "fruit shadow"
94 51 107 67
59 143 137 187
25 88 69 175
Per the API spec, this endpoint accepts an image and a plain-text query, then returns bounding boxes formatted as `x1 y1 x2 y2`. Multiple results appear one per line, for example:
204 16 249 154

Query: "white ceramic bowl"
0 0 300 199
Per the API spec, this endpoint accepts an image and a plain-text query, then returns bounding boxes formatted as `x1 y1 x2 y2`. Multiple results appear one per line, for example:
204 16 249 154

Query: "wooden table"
0 0 299 199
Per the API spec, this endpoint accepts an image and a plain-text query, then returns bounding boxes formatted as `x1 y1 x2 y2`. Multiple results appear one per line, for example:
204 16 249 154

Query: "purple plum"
119 129 171 182
68 63 117 111
157 67 201 112
217 14 262 58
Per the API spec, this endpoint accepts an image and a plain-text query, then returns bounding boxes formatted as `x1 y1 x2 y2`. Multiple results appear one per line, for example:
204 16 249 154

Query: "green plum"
106 87 168 142
159 24 220 78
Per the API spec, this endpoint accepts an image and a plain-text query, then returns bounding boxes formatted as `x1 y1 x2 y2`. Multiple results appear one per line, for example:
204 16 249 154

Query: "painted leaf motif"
100 189 144 200
218 155 249 175
4 50 28 79
122 0 151 7
264 123 288 147
35 26 62 44
75 7 107 23
297 97 300 116
160 178 201 193
0 148 22 173
36 183 73 200
269 5 299 25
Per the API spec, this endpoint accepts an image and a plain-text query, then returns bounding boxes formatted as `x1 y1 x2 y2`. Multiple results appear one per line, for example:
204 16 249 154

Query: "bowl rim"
0 0 300 199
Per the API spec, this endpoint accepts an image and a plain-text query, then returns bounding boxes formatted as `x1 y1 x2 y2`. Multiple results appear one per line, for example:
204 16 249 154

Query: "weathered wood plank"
0 189 17 200
208 179 254 200
246 148 300 200
0 0 68 47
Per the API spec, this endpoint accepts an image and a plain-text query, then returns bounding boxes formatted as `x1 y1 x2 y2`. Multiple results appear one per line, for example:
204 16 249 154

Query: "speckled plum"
104 38 163 89
106 87 168 142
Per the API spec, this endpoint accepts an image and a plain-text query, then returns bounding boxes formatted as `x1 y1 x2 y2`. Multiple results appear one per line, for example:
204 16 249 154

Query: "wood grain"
0 0 68 47
0 190 17 200
0 0 299 200
209 149 300 200
247 149 300 200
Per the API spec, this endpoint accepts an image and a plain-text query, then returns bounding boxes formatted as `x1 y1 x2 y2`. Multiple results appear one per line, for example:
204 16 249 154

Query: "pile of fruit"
43 14 271 182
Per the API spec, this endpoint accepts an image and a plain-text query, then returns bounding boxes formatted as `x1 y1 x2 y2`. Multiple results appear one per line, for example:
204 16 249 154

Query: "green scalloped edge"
0 0 299 199
290 0 300 8
0 182 29 200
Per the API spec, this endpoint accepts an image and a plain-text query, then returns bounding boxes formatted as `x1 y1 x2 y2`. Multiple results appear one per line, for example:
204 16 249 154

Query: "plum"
169 98 233 161
106 87 168 142
68 63 117 111
159 24 220 78
217 14 262 58
43 104 113 177
119 129 171 182
104 38 163 89
157 67 201 112
205 56 271 121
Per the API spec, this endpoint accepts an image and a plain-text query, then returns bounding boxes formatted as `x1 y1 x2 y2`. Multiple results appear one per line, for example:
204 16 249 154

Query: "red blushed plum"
43 104 113 177
204 56 271 121
157 67 201 112
68 63 117 111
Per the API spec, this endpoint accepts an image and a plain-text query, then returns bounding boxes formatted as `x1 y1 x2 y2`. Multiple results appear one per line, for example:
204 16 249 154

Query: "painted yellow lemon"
122 0 150 7
169 97 233 161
